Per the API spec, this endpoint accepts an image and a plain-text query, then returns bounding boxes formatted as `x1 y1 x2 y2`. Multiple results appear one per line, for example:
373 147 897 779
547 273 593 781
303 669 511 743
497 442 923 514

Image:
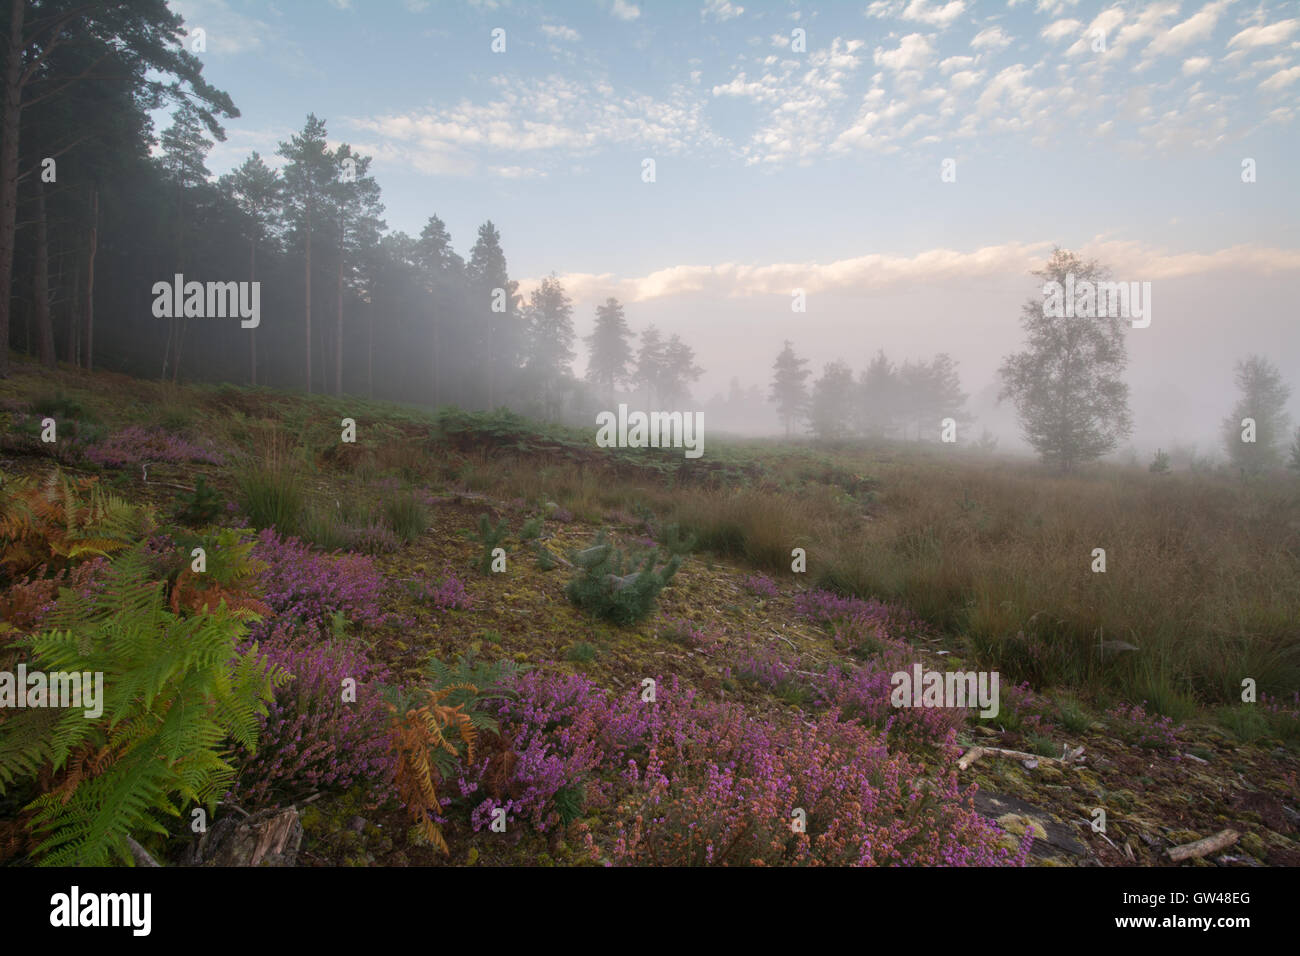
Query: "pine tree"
635 325 667 405
328 144 385 396
999 248 1133 472
857 349 899 439
1222 355 1292 475
769 340 811 437
467 221 521 408
808 360 856 440
221 153 281 385
278 114 336 394
415 214 464 407
584 297 634 397
524 273 576 418
660 334 703 408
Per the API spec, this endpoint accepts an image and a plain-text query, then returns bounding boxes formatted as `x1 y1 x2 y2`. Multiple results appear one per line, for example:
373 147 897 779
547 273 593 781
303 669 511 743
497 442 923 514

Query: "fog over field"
170 0 1300 454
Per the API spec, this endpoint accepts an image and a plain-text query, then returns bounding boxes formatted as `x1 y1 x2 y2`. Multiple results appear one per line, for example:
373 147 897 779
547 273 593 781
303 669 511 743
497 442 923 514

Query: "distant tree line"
0 2 705 422
769 339 969 442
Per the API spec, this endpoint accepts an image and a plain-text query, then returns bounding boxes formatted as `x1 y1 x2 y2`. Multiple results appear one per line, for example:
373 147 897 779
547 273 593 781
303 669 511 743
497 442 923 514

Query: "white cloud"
611 0 640 21
867 0 967 28
1144 0 1229 58
702 0 744 22
1182 56 1211 75
971 26 1012 52
874 33 936 73
541 24 581 42
522 240 1300 304
1260 65 1300 91
1041 19 1082 42
1227 19 1299 49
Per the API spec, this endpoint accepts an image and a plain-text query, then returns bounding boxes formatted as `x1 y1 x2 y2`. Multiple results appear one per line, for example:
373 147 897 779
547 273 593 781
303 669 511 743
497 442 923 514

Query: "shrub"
566 533 681 626
85 426 225 469
174 476 224 527
741 573 779 597
229 633 394 809
406 568 474 611
610 691 1024 866
250 530 389 636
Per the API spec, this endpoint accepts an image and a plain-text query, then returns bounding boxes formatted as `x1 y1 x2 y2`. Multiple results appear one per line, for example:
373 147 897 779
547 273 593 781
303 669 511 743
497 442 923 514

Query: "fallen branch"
1168 829 1239 862
125 835 161 868
958 745 1085 771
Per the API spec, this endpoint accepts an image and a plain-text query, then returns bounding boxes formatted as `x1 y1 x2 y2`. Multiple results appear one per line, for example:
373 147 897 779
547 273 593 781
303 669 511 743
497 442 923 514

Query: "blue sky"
168 0 1300 447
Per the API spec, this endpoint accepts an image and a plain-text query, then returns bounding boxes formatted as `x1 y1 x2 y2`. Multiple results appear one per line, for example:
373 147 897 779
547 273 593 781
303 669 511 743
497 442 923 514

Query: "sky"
167 0 1300 450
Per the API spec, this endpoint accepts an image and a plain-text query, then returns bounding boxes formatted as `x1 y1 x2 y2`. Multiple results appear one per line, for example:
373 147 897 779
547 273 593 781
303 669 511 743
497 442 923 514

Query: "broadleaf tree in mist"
999 248 1133 473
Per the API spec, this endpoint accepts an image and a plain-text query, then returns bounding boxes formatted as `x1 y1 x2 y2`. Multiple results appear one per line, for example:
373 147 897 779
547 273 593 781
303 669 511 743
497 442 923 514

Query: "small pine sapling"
473 514 509 574
565 532 682 625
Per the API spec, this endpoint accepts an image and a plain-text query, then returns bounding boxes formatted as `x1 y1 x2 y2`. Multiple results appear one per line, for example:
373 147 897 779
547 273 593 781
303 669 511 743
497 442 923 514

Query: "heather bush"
1106 701 1186 756
85 426 225 468
406 568 473 611
230 634 395 808
741 573 779 598
609 683 1025 866
461 671 1023 866
250 530 389 636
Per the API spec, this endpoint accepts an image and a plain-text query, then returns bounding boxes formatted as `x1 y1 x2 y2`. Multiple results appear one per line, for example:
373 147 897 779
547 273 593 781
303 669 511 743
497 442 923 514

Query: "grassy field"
2 358 1298 867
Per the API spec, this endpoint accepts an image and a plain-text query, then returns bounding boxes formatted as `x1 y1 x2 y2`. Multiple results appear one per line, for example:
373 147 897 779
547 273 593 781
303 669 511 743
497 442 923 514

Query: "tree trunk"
65 249 79 366
249 236 256 385
32 172 55 367
84 187 96 370
335 229 343 396
304 200 312 393
0 0 25 379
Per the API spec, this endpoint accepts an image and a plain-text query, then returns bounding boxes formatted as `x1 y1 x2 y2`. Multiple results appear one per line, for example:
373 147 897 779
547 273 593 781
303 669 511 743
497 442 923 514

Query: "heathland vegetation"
1 363 1297 867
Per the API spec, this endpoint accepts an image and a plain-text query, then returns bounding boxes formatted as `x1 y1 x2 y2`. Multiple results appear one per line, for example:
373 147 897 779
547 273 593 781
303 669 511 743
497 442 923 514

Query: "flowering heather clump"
85 426 225 468
1106 702 1186 756
658 618 720 651
459 670 654 834
729 648 815 707
551 506 574 523
352 521 401 555
817 662 967 752
230 634 395 808
250 529 390 636
408 568 473 611
611 684 1026 866
461 671 1023 866
794 589 917 655
741 573 779 598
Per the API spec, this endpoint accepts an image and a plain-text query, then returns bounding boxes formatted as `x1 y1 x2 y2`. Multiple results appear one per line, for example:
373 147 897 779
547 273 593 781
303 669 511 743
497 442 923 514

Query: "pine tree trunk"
335 230 343 396
84 188 96 371
32 173 55 368
0 0 25 379
249 236 256 385
304 201 312 393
